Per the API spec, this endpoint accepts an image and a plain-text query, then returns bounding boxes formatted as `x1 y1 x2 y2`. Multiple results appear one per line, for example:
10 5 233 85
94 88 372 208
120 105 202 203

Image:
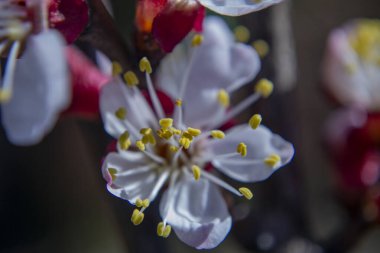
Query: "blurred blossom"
136 0 282 52
100 17 294 249
322 19 380 111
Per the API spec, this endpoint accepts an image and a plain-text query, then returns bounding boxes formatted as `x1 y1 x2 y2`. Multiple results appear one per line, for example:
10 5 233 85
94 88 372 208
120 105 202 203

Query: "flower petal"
159 175 231 249
210 125 294 182
157 16 260 128
102 152 161 204
1 30 70 146
198 0 283 16
100 80 157 139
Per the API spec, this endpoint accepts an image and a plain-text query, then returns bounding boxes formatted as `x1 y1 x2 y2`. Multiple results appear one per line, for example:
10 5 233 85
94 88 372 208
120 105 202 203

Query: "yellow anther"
157 222 172 238
7 21 28 41
350 20 380 62
157 129 173 140
211 130 225 139
252 39 270 58
159 118 173 129
187 127 202 137
169 145 179 152
191 34 204 47
112 61 122 76
217 89 230 108
140 128 152 135
264 154 281 168
131 209 144 225
0 89 11 103
182 131 194 140
136 140 145 151
175 99 182 106
135 198 143 207
115 107 127 120
171 127 182 135
192 165 201 181
255 79 274 98
142 134 156 145
139 57 152 74
142 199 150 208
239 187 253 200
119 131 131 150
123 71 139 86
179 137 192 149
234 25 250 43
249 114 262 130
237 142 248 157
108 168 117 181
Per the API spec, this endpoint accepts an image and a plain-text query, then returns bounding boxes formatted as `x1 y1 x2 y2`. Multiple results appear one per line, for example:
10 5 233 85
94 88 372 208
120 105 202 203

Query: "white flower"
0 0 70 145
322 19 380 111
100 17 294 249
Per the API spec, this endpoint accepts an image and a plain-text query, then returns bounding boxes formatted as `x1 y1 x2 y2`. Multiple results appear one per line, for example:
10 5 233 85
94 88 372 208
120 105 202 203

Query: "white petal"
101 152 162 204
198 0 283 16
210 124 294 182
1 30 70 146
100 80 156 139
157 16 260 128
160 175 231 249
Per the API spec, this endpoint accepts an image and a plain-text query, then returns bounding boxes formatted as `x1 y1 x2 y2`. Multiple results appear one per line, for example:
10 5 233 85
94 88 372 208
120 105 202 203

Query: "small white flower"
0 0 70 145
100 17 294 249
322 19 380 111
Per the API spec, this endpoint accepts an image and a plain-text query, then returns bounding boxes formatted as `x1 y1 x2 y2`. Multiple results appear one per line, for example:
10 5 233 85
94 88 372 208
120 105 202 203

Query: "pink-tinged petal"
198 0 283 16
48 0 89 43
152 2 201 52
209 125 294 182
1 30 70 146
63 46 111 118
135 0 167 33
159 175 231 249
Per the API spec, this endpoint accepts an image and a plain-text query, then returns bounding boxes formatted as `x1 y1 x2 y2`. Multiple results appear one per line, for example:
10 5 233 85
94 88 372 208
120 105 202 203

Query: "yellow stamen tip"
0 89 12 103
217 89 230 108
135 198 143 207
140 128 152 135
139 57 152 74
115 107 127 120
169 145 179 152
157 222 172 238
211 130 225 139
249 114 262 130
239 187 253 200
179 137 192 149
112 61 123 76
191 34 204 47
175 99 182 107
171 127 182 135
264 154 281 168
237 142 248 157
131 209 144 225
187 127 202 137
119 131 131 150
142 199 150 208
252 39 270 58
159 118 173 129
136 140 145 151
192 165 201 181
234 25 250 43
123 71 139 86
255 79 274 98
108 168 117 181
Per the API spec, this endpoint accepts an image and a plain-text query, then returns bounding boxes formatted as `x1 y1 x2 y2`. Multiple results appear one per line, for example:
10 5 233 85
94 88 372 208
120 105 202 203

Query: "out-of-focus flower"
100 17 294 249
322 19 380 111
136 0 282 52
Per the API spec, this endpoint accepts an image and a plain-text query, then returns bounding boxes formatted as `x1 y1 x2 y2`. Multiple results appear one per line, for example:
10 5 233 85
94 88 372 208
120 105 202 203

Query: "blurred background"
1 0 380 252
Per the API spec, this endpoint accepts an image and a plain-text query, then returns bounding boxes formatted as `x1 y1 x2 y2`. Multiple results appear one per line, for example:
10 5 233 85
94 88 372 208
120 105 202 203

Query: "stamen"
249 114 262 129
135 198 150 208
136 140 145 151
264 154 281 168
159 118 173 129
174 99 184 129
255 79 274 98
187 127 201 137
217 89 230 108
118 131 131 150
0 41 21 103
234 25 250 43
211 130 225 139
201 169 243 197
115 107 127 120
148 170 170 200
123 71 139 86
108 168 117 181
252 39 270 58
237 142 248 157
175 99 182 106
112 61 122 76
191 34 203 47
192 165 201 181
239 187 253 200
157 222 172 238
131 209 144 225
139 57 152 74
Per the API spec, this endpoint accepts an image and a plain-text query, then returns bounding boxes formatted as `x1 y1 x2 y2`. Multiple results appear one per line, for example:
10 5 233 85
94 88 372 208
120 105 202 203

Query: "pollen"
255 79 274 98
192 165 201 181
237 142 248 157
169 145 179 152
136 140 146 151
175 99 182 106
239 187 253 200
249 114 262 129
157 222 172 238
136 198 150 208
139 57 152 74
264 154 281 168
119 131 131 150
159 118 173 129
234 25 250 43
131 209 144 226
157 129 174 140
0 89 11 103
252 39 270 58
187 127 202 137
217 89 230 108
108 168 117 182
124 71 139 86
112 61 123 76
179 136 192 149
211 130 225 139
191 34 204 47
115 107 127 120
